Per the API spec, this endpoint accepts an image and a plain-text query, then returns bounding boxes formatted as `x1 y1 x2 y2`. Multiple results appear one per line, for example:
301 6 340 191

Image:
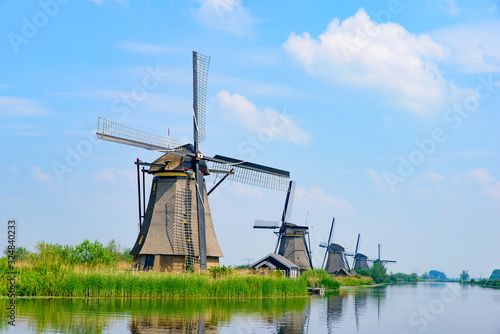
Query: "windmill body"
353 253 370 270
320 218 350 275
254 181 313 273
277 223 312 272
345 234 371 271
130 145 223 271
324 243 349 274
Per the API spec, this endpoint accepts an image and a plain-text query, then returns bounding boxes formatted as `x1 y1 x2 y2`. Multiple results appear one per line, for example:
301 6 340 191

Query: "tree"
421 272 429 279
428 270 447 280
370 262 388 283
4 246 31 261
460 270 469 281
489 269 500 280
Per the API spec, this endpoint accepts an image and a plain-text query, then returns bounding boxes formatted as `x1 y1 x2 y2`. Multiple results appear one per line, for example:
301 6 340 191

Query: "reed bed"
1 264 309 298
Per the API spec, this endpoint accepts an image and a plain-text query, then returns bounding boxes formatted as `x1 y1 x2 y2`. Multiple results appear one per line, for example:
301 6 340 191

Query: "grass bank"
463 278 500 288
1 264 308 298
1 241 375 297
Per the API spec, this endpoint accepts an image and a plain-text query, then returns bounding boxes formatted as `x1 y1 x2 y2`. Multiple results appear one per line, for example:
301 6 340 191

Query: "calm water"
1 283 499 333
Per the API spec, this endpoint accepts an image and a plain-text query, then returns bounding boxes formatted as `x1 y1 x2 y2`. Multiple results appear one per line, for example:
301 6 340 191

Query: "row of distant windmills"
319 219 396 275
95 51 395 273
253 180 396 276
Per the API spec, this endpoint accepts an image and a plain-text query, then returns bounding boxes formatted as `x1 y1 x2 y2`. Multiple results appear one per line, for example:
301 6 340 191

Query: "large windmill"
372 244 396 267
346 234 370 270
96 51 290 271
253 181 313 272
319 218 350 275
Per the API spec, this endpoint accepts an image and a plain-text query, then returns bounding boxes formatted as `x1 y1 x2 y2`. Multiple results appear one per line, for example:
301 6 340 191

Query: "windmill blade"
193 51 210 143
319 241 328 248
96 117 181 152
344 253 351 272
305 233 314 270
378 244 381 260
209 155 290 191
354 234 361 254
327 218 335 248
253 220 281 229
322 218 335 269
281 181 296 223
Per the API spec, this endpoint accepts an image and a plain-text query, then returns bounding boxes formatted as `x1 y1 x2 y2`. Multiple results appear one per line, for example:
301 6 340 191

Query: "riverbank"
0 262 375 298
462 279 500 289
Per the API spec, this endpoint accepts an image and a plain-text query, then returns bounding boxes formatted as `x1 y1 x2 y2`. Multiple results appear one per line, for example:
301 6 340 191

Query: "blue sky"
0 0 499 278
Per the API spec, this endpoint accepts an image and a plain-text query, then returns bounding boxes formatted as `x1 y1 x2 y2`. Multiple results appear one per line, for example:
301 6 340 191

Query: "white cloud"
440 0 460 16
31 166 49 182
232 183 263 198
283 8 461 116
365 168 387 190
296 187 353 214
93 168 134 182
469 168 494 185
94 168 115 182
216 90 310 145
193 0 254 36
430 21 500 74
0 96 50 117
468 168 500 201
424 168 444 182
120 42 176 54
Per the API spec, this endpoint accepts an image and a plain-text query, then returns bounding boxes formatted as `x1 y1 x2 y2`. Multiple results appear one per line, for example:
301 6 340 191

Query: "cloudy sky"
1 0 499 278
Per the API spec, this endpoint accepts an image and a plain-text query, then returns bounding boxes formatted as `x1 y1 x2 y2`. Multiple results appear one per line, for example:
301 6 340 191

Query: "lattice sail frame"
97 117 180 151
210 162 289 191
194 52 210 143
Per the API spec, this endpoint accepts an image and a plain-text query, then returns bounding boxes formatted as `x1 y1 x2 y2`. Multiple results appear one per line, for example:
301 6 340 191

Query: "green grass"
0 261 309 298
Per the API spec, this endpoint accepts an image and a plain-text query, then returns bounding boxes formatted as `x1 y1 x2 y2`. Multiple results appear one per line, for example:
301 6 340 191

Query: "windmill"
371 244 396 267
345 234 370 270
96 51 290 271
253 180 313 272
319 218 350 275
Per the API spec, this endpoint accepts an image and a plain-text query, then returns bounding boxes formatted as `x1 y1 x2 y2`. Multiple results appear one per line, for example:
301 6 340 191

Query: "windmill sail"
210 156 289 191
97 117 181 151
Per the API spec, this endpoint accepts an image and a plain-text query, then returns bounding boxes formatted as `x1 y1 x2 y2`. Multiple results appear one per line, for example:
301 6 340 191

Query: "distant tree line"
355 262 418 284
3 239 133 267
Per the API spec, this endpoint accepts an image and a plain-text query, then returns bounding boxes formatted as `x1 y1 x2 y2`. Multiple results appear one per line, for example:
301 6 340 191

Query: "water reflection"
2 284 500 334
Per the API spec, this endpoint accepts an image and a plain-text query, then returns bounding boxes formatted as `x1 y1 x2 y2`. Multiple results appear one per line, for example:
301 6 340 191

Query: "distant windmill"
346 234 370 270
253 181 313 272
371 244 396 267
96 51 290 271
319 218 350 274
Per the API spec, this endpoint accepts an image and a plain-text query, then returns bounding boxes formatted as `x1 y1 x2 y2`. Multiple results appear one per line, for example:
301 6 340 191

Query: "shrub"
208 265 233 279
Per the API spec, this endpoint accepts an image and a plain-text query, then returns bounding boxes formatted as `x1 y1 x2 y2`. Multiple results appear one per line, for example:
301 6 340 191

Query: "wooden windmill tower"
319 218 350 275
96 52 290 271
345 234 370 270
253 181 313 272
